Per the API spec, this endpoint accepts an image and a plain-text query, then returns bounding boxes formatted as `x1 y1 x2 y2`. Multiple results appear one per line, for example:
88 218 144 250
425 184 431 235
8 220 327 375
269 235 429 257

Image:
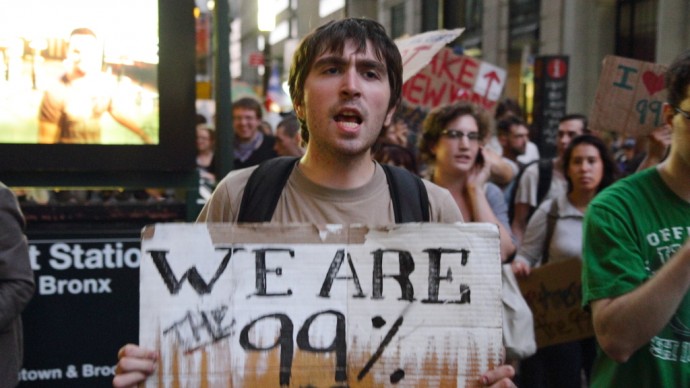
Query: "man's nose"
457 135 471 148
339 68 361 99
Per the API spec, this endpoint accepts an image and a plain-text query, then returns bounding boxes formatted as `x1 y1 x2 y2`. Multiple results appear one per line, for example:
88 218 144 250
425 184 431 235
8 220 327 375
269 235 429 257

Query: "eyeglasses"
675 106 690 120
440 129 480 141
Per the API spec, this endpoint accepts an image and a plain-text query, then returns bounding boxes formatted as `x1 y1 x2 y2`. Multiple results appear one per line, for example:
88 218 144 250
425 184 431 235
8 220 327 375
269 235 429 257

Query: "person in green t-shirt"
582 50 690 387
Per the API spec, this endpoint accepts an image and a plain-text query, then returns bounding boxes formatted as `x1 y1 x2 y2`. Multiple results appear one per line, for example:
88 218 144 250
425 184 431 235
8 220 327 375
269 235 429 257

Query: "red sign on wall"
547 58 568 80
249 52 264 67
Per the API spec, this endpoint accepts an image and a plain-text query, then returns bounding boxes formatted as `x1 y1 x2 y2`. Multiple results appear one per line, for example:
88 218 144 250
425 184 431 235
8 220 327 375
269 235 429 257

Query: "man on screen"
37 28 153 144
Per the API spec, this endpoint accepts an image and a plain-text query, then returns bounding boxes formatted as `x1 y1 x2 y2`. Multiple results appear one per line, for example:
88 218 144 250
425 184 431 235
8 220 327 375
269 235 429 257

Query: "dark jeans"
517 337 597 388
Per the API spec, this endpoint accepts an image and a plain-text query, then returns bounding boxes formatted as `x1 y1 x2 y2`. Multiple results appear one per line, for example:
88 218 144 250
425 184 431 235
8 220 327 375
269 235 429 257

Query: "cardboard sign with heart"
642 71 666 96
590 55 668 137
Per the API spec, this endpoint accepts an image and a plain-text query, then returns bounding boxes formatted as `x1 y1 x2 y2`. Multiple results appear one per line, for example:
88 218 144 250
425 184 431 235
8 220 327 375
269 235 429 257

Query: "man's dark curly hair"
666 49 690 108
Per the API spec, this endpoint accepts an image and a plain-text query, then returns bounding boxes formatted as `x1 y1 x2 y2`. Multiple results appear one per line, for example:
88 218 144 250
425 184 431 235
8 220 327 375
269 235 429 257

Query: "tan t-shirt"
513 159 567 208
197 162 463 224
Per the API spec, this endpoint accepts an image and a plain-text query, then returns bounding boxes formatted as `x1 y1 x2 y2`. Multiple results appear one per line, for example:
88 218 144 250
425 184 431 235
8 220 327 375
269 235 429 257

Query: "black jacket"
233 136 278 170
0 184 35 387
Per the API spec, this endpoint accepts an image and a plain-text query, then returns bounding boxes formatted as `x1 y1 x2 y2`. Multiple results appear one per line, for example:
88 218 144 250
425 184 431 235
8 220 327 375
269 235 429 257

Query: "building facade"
222 0 690 118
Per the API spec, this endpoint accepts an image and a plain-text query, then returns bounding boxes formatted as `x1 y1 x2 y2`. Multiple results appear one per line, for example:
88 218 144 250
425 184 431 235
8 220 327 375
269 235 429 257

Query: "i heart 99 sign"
590 55 668 138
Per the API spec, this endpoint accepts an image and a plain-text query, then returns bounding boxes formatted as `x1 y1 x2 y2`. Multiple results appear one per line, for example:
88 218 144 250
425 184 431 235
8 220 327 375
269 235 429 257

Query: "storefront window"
616 0 658 61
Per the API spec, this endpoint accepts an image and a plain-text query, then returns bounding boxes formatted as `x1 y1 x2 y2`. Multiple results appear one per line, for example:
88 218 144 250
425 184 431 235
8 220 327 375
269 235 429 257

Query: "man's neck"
235 131 259 146
658 153 690 202
299 150 376 190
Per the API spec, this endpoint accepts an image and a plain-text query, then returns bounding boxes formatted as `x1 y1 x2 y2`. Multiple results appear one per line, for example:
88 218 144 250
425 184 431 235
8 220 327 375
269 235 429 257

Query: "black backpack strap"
541 198 560 265
381 164 430 223
536 159 554 205
237 157 300 222
508 159 540 223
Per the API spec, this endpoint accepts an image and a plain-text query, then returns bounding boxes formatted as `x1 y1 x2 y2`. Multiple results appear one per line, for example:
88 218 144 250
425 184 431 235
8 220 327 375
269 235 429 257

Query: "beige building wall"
556 0 616 116
251 0 688 115
481 0 509 70
657 0 690 65
295 0 321 36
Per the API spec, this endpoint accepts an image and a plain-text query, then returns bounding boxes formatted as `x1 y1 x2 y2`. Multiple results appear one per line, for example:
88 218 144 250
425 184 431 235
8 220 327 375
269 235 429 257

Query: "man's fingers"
113 371 151 388
113 344 158 387
112 356 157 388
118 344 157 361
117 355 157 374
480 364 516 387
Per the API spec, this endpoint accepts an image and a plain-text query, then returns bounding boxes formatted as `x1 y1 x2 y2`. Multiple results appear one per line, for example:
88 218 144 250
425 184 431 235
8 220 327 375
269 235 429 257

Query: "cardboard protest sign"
395 28 465 84
517 259 593 349
402 47 507 113
590 55 668 137
140 223 502 387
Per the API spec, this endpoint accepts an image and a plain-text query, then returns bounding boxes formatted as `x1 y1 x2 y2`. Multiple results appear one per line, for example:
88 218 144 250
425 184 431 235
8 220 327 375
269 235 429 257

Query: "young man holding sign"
114 18 515 387
582 50 690 386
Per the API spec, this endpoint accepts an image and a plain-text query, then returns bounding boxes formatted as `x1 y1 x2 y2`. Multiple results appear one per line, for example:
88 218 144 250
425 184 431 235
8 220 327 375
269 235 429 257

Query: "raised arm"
483 147 516 186
591 239 690 362
467 154 516 262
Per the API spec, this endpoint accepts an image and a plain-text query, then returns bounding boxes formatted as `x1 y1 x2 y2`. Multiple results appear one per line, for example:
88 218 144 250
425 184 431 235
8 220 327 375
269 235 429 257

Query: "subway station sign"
19 231 140 387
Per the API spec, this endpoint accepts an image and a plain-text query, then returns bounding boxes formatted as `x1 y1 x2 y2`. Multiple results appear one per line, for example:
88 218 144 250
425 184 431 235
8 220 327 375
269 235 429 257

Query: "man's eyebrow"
356 58 387 73
312 56 347 69
312 55 386 73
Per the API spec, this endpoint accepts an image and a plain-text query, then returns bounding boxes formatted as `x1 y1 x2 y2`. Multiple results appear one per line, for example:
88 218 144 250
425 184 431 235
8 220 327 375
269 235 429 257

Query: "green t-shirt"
582 167 690 387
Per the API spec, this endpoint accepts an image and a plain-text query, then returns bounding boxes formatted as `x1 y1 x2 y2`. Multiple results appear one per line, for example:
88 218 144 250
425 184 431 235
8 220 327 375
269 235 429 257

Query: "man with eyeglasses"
581 50 690 387
231 97 278 169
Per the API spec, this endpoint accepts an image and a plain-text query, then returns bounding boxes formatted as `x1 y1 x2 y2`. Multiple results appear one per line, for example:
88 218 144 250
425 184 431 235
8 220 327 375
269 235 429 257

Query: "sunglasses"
440 129 480 141
674 106 690 120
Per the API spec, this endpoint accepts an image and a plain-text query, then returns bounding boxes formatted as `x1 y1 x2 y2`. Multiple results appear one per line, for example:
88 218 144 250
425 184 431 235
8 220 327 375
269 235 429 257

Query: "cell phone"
475 147 485 167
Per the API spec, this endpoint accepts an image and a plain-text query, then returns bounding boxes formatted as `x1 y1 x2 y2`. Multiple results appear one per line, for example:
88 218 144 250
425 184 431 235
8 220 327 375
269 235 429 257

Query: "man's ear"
663 103 675 126
383 107 396 128
294 102 304 120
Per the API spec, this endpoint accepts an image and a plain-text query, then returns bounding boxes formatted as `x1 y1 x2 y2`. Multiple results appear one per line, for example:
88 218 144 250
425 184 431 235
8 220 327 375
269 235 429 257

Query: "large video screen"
0 0 159 145
0 0 196 176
